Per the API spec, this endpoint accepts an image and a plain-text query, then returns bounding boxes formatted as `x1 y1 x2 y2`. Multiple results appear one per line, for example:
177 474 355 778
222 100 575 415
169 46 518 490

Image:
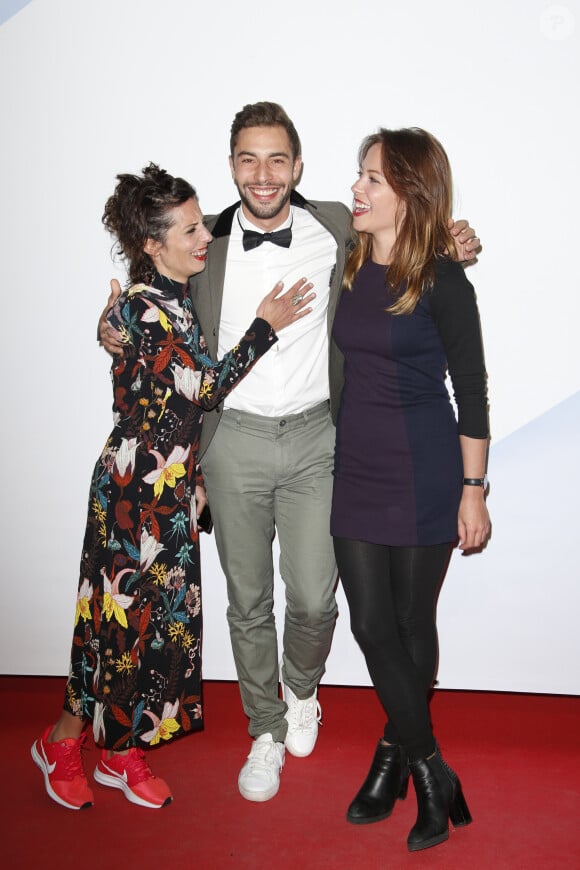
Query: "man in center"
191 102 351 803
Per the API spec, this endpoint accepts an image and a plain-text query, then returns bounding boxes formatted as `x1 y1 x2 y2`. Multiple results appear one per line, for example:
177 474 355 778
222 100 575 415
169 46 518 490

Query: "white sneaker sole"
93 766 171 809
284 735 318 758
238 777 280 802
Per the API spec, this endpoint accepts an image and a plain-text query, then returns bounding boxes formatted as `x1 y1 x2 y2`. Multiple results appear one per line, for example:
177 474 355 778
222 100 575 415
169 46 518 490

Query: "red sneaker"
94 748 172 808
31 726 94 810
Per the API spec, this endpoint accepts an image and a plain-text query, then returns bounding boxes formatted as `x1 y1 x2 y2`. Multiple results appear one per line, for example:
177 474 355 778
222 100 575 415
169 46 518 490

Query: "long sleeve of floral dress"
108 279 277 431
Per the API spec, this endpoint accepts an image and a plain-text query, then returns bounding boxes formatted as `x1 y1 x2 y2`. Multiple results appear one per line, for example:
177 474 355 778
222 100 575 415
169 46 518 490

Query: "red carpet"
3 677 579 869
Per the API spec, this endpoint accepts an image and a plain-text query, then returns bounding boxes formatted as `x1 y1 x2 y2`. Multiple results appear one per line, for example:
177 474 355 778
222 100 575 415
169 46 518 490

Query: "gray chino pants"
200 401 338 742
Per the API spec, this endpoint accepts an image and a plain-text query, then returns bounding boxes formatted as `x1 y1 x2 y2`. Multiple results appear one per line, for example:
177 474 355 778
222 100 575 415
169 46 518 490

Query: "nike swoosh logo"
41 745 56 774
102 762 128 782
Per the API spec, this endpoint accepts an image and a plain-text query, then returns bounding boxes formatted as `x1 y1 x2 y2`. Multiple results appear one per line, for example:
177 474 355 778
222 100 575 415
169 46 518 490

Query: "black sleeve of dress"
428 260 489 438
192 316 278 410
108 290 278 414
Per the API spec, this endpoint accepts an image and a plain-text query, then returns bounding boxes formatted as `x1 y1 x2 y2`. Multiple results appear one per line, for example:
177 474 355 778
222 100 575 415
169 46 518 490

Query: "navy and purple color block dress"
330 258 488 547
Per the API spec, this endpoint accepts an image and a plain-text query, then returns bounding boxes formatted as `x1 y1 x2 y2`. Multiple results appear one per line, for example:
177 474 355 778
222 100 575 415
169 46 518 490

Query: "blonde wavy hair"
343 128 457 315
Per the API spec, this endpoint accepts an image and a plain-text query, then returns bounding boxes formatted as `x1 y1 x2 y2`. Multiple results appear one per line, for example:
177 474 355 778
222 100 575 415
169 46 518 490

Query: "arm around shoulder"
98 279 124 355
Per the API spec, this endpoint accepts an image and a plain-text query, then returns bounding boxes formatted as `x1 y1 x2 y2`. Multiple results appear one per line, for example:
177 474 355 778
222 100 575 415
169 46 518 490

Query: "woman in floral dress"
31 164 314 810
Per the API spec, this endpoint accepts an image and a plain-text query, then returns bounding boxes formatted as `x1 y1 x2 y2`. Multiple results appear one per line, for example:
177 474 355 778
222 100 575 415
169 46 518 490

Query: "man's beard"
238 186 292 222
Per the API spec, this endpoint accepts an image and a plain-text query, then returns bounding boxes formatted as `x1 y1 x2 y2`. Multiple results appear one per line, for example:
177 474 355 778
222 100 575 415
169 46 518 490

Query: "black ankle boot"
346 741 409 825
407 749 472 851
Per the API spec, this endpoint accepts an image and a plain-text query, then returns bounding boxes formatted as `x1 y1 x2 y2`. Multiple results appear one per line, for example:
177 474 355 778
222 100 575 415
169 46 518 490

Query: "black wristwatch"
463 475 488 488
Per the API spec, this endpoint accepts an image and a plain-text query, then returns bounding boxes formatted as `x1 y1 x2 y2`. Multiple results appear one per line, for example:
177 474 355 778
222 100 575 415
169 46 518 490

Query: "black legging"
333 538 452 762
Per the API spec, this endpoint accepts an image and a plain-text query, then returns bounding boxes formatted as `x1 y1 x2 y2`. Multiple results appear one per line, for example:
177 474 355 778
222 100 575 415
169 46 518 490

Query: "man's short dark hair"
230 101 302 161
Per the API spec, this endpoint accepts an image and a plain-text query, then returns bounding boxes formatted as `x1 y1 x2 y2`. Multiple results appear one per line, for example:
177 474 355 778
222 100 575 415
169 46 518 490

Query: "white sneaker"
283 683 322 758
238 733 285 802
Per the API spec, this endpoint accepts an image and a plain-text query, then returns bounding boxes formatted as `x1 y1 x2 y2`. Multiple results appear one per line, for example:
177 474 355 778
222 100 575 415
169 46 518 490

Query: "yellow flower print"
149 562 168 586
199 381 213 400
92 498 106 525
168 622 185 643
156 716 180 742
141 700 181 746
101 568 134 629
91 498 107 547
142 445 190 499
115 652 136 674
118 324 133 345
74 578 93 626
158 309 171 333
182 630 195 649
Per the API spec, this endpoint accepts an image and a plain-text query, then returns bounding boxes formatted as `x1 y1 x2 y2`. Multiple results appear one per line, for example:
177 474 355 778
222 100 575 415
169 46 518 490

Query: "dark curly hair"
102 163 196 286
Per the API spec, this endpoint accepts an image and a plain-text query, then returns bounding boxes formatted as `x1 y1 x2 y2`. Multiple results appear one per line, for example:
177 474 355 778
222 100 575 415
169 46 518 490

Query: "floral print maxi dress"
64 272 277 751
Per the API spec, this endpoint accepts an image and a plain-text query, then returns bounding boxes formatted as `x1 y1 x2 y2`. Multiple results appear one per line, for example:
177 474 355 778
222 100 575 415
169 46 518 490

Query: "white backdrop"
1 0 578 693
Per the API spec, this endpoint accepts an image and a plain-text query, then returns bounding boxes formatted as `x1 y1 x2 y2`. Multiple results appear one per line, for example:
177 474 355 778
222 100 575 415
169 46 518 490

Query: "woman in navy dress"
331 129 490 852
31 164 313 811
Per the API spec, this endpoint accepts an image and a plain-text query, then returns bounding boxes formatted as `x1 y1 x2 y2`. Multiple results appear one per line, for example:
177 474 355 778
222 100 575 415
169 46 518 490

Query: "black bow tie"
242 227 292 252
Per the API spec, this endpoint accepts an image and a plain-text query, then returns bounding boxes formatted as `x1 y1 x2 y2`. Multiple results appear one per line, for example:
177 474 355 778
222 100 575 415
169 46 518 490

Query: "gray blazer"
190 190 352 458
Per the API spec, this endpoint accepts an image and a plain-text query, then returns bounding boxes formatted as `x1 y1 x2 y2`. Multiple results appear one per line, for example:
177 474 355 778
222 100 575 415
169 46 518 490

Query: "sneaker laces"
57 733 88 780
246 740 282 773
287 695 322 732
123 748 156 784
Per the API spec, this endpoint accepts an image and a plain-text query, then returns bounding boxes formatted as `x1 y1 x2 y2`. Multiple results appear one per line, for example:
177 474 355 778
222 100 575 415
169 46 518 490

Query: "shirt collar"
236 205 294 234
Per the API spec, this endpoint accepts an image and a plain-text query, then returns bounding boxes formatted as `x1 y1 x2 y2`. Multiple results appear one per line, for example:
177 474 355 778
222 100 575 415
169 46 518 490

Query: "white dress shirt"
218 206 337 416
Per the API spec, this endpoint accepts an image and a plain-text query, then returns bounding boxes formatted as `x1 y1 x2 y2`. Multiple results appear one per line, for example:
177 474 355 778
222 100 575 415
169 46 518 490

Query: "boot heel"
398 774 409 800
408 750 472 852
449 786 472 828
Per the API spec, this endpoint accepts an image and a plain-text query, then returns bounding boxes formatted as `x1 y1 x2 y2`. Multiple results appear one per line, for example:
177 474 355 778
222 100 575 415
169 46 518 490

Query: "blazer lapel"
189 204 238 359
302 200 349 338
